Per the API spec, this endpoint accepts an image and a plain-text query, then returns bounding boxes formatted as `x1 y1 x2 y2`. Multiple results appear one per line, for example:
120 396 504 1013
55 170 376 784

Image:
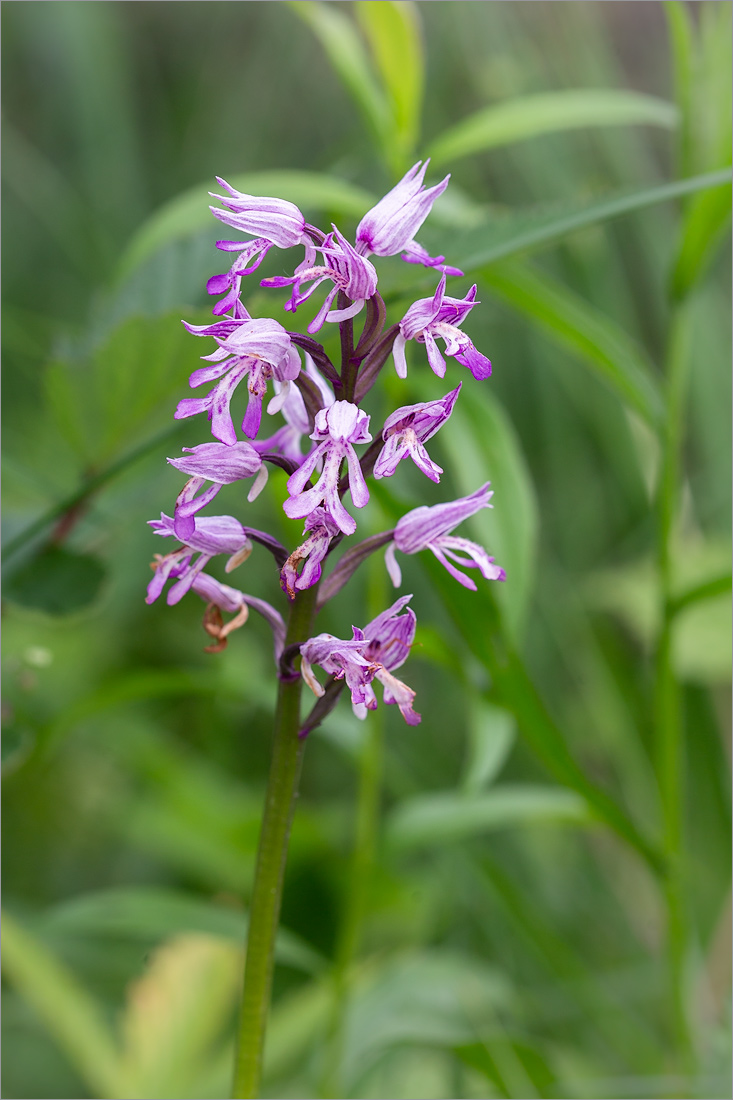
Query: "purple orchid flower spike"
355 160 462 277
192 572 286 661
147 514 253 606
373 384 461 484
261 227 377 334
393 274 492 382
385 483 506 590
176 316 300 442
283 401 372 536
300 595 420 726
280 507 341 599
168 441 267 541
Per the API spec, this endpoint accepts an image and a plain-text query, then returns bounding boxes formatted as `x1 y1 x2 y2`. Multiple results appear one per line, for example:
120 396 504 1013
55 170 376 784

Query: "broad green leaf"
41 887 325 975
1 911 121 1099
355 1 424 163
287 2 391 153
480 259 664 428
4 546 107 616
439 386 538 641
44 313 202 466
462 701 516 793
428 89 678 166
117 170 377 281
117 933 240 1100
387 785 588 850
444 170 733 273
341 951 510 1089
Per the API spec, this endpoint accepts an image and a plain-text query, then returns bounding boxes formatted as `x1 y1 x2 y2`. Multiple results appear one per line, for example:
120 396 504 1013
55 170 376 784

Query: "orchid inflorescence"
147 161 505 732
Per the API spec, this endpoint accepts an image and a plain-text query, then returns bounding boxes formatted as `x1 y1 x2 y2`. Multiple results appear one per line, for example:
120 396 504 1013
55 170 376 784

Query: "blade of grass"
287 1 391 155
480 259 664 428
354 1 424 167
1 911 121 1099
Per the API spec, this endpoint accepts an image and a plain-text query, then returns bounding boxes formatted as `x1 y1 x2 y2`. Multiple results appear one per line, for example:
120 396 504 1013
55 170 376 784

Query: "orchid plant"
146 162 504 1099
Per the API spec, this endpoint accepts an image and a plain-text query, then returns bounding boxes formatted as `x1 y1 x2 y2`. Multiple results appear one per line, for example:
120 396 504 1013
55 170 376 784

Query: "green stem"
654 301 694 1076
320 708 384 1098
232 586 319 1100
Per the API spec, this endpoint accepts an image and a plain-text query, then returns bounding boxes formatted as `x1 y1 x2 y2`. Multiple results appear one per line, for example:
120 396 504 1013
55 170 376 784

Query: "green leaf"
287 2 391 153
462 701 516 793
355 1 424 164
117 170 378 281
44 313 202 465
480 259 664 428
428 89 678 166
664 1 696 175
4 546 106 616
585 538 733 684
116 933 240 1099
419 554 663 871
41 887 325 975
387 786 588 851
670 182 732 300
369 484 662 870
437 170 733 274
341 951 510 1090
1 911 121 1099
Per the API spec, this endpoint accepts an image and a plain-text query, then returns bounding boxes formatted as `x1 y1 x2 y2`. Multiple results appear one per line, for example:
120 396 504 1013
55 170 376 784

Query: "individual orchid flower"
300 595 420 726
146 514 253 606
283 401 371 536
192 572 286 661
261 227 377 334
209 178 313 248
280 507 341 599
355 160 462 276
373 385 461 484
385 483 506 590
393 274 492 382
350 595 420 723
167 441 267 541
205 180 323 315
176 316 300 442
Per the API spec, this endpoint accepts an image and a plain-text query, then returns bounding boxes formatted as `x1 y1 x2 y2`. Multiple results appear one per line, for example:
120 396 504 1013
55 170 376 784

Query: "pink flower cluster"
147 162 505 729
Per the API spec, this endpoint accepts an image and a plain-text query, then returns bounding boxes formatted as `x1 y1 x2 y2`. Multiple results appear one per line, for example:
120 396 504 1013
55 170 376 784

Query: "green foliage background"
2 3 731 1098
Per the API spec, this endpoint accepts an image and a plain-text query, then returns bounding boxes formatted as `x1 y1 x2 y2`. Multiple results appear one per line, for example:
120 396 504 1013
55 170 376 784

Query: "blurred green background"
2 3 731 1098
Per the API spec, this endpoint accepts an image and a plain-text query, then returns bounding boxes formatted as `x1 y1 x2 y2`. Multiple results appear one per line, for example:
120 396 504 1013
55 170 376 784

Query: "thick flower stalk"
145 164 504 1100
